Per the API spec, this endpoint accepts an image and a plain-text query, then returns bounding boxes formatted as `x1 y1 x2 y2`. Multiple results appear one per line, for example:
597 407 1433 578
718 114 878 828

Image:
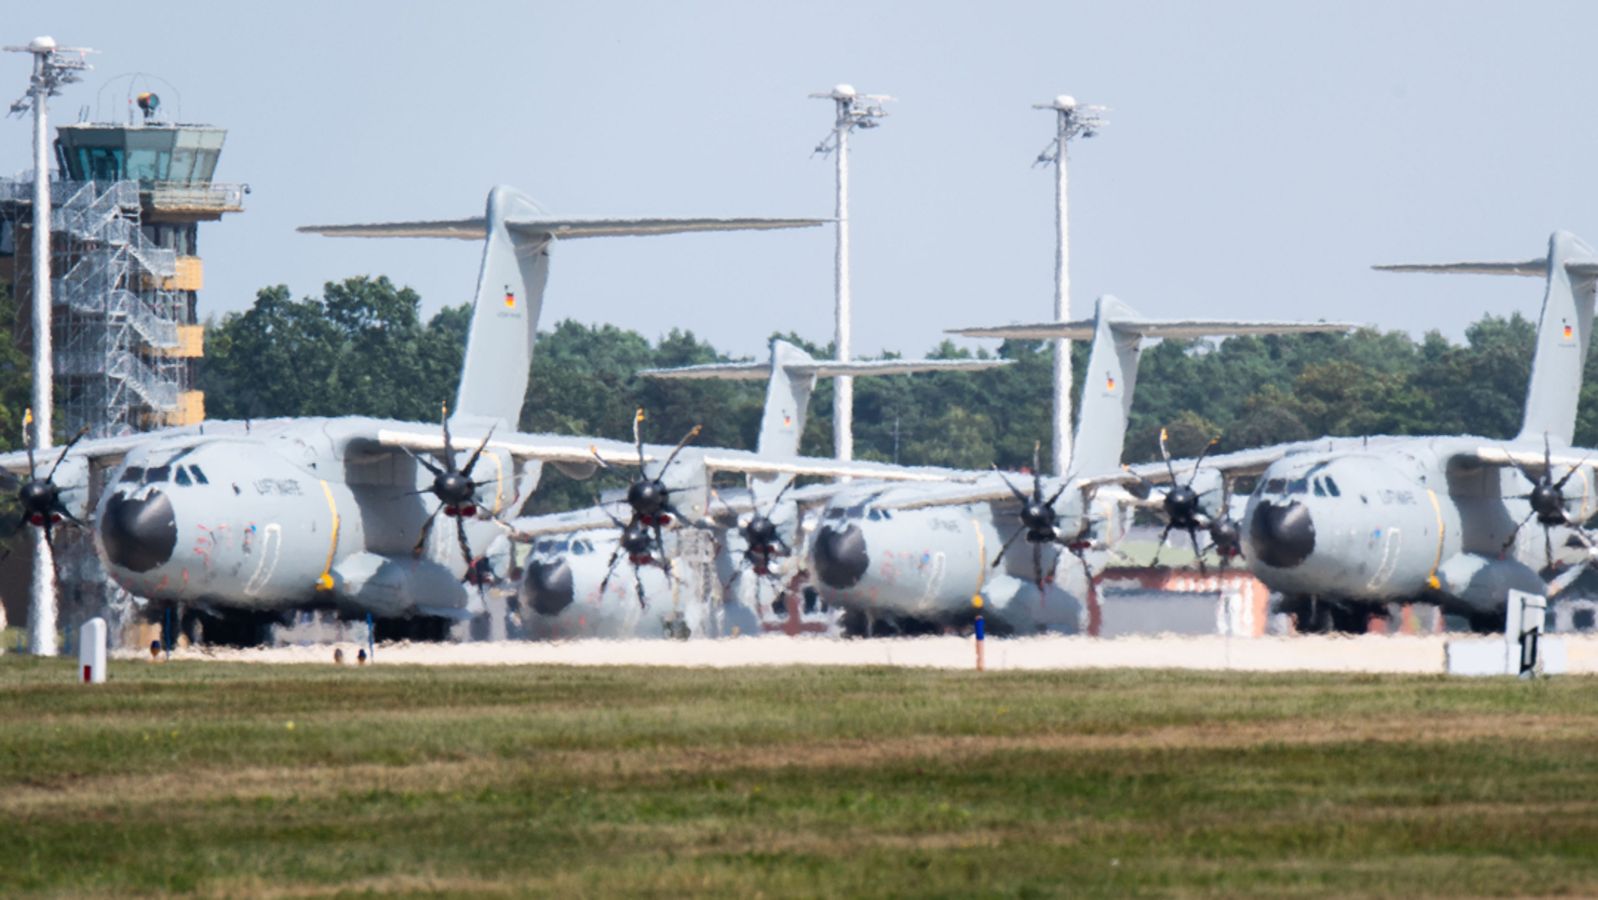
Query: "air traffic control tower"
0 95 243 437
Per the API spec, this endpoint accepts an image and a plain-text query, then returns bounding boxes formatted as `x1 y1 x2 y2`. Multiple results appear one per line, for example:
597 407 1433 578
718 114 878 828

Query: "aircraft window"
554 540 570 553
825 508 845 520
189 465 209 485
868 509 882 521
573 541 589 556
1288 478 1308 494
145 466 171 484
534 540 551 553
118 466 145 484
1324 477 1341 497
881 509 893 520
1264 478 1286 494
174 467 192 487
1312 479 1326 497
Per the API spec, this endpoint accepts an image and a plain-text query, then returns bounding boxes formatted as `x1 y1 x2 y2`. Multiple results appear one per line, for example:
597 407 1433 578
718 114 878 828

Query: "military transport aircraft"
2 185 975 645
509 338 1010 639
805 296 1357 635
1217 231 1598 632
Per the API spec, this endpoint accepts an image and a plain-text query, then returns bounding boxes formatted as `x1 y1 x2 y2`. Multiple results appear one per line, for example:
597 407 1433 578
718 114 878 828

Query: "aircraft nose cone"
100 490 177 573
1249 500 1315 569
813 525 869 589
519 558 574 617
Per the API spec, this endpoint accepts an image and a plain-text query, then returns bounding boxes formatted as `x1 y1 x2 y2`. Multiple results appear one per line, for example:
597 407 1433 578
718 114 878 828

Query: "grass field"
3 657 1598 897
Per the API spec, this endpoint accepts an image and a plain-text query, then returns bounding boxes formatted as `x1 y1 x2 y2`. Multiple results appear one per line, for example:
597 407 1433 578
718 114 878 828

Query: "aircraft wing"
1125 440 1355 484
872 470 1140 511
509 506 623 539
951 320 1360 341
1464 445 1598 475
374 428 976 484
0 425 237 480
300 216 824 241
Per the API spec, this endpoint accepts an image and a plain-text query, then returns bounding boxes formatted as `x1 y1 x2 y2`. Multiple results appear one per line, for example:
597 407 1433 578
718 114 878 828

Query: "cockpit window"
1264 478 1286 494
1312 479 1326 497
188 465 209 485
1287 478 1308 495
573 540 590 555
1324 476 1341 497
868 509 882 521
825 508 845 520
118 466 145 484
174 467 193 487
144 466 171 484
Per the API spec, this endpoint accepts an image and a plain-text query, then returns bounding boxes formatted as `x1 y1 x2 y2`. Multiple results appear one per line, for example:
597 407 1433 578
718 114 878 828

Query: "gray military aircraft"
1206 231 1598 632
803 297 1356 635
509 338 1010 639
3 185 971 645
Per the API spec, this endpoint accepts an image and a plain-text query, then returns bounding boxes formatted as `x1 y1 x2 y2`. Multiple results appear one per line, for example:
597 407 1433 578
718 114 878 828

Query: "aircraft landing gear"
187 608 283 648
1284 596 1383 634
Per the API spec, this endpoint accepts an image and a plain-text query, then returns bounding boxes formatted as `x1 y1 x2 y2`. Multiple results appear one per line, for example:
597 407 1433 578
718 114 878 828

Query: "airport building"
0 101 243 437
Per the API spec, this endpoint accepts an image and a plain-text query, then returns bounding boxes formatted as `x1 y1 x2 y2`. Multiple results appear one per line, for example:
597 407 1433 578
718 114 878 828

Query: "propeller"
590 408 703 565
990 442 1075 599
1127 429 1220 576
1 412 90 542
409 402 502 585
716 480 799 611
589 409 704 607
1205 476 1245 573
1501 434 1594 570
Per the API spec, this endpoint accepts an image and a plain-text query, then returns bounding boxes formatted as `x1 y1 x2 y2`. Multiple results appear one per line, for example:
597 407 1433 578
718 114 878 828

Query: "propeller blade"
1032 541 1045 599
1031 441 1044 503
461 426 497 477
1188 437 1220 488
455 515 477 583
633 408 647 472
23 408 36 480
991 525 1025 569
1188 527 1208 578
632 562 647 609
657 424 704 476
1159 427 1177 484
992 465 1030 504
1554 455 1593 491
1501 509 1537 555
440 402 456 466
598 544 624 597
1045 471 1077 508
412 505 442 556
1546 527 1555 570
405 448 445 477
46 426 90 483
1151 522 1175 568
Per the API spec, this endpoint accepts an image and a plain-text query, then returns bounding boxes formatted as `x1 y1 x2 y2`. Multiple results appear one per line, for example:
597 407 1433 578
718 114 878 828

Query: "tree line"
3 276 1589 511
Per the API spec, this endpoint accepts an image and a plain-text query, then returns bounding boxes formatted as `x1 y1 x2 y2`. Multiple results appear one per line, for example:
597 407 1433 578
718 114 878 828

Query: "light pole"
6 36 92 655
1033 95 1105 476
811 84 888 462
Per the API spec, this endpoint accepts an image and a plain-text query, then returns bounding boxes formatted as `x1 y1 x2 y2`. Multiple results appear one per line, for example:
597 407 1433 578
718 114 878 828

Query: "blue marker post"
366 612 375 664
973 595 985 672
164 607 173 661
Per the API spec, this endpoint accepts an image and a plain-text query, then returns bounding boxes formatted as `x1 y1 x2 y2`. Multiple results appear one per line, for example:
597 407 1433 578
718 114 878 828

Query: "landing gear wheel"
1289 598 1334 634
191 609 281 648
1466 610 1505 634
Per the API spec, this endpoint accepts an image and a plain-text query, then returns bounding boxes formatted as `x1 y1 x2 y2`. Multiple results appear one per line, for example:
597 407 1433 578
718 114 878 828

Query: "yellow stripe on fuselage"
316 480 341 591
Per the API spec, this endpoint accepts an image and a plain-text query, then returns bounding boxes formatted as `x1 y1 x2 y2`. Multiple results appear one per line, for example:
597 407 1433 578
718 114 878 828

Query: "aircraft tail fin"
949 301 1357 475
300 186 822 428
642 341 1007 500
1376 231 1598 446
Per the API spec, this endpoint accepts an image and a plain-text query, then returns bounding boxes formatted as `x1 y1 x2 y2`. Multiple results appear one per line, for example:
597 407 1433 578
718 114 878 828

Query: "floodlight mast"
1033 94 1105 477
811 84 889 463
6 36 92 656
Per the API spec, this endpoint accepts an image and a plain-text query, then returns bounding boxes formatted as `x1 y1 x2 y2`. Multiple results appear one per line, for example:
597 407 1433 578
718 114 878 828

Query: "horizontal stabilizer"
640 357 1009 381
1374 259 1598 278
300 216 824 241
948 319 1357 341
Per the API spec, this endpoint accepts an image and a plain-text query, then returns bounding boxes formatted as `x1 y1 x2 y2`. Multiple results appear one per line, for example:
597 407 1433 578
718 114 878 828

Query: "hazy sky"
4 2 1597 359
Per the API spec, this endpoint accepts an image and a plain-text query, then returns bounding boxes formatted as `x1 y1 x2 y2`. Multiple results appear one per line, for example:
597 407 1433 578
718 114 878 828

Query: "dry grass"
3 657 1597 896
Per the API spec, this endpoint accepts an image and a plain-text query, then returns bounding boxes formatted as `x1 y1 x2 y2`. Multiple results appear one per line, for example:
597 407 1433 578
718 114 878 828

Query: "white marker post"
78 617 106 684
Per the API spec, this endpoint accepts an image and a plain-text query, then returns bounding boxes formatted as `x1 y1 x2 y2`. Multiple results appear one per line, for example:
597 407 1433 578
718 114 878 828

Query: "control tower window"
72 146 124 182
125 147 171 183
